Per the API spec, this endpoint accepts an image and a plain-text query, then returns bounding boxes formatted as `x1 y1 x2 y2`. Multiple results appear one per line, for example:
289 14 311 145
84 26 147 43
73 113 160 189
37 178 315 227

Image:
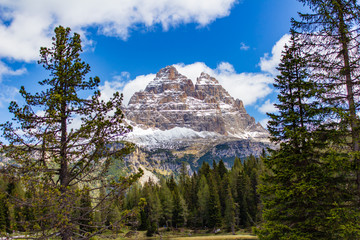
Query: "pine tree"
159 179 173 228
172 187 183 228
235 168 250 227
185 173 198 226
198 162 211 178
0 26 139 239
143 181 162 230
224 185 236 234
256 32 353 239
138 198 150 231
293 0 360 204
217 160 228 179
208 175 221 229
244 156 260 225
197 175 210 228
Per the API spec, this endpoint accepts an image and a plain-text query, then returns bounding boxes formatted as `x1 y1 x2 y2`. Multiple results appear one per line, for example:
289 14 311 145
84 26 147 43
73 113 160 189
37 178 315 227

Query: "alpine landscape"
1 0 360 239
122 66 271 182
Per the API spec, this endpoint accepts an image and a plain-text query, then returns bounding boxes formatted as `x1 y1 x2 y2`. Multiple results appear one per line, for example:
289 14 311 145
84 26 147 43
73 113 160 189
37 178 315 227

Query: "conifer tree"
293 0 360 201
138 198 150 231
159 179 173 228
197 175 210 228
256 32 353 239
235 168 250 227
218 160 228 179
143 181 162 230
172 187 183 228
0 26 139 239
224 185 236 234
208 175 221 229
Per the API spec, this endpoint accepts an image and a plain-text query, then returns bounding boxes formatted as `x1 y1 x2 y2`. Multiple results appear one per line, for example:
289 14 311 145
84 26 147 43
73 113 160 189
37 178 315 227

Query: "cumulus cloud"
0 0 237 62
122 74 156 105
174 62 273 106
258 99 277 114
0 0 237 86
259 34 291 76
98 80 125 102
0 61 27 82
99 73 155 105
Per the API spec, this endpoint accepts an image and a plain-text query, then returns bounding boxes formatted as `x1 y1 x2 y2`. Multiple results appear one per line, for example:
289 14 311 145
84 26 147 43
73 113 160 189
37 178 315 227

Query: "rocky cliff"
120 66 272 182
124 66 267 138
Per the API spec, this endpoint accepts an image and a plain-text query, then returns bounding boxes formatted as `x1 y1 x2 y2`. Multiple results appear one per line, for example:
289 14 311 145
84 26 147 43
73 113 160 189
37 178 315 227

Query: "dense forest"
0 156 264 236
123 156 264 235
0 156 264 237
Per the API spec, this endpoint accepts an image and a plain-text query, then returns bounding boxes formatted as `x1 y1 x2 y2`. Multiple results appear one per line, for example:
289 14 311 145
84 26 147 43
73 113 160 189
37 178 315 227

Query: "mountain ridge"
120 66 272 183
124 65 268 139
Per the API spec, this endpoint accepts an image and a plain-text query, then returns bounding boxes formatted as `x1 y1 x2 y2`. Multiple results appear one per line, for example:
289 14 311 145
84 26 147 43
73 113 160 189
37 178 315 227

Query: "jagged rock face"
125 66 266 137
116 66 273 179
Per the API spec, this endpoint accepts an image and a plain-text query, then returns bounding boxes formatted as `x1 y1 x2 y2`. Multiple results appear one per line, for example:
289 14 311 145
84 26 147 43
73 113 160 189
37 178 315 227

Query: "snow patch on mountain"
126 126 222 148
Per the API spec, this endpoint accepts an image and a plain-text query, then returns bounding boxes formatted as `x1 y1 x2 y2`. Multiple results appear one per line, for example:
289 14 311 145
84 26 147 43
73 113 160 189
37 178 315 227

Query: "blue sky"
0 0 306 127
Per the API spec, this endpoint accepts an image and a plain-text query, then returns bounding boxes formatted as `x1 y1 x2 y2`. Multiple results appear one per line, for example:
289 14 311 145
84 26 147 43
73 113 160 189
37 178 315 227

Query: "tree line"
0 156 264 237
122 156 264 236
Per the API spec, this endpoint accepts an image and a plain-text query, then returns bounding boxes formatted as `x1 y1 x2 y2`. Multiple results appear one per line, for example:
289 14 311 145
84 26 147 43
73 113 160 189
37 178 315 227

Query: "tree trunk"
337 0 360 198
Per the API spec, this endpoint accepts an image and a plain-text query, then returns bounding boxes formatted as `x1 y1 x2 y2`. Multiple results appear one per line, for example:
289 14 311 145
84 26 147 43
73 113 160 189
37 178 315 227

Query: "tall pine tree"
0 26 139 239
256 32 352 239
293 0 360 204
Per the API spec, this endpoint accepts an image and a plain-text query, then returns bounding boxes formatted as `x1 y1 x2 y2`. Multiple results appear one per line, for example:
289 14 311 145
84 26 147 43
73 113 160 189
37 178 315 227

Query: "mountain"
120 66 272 183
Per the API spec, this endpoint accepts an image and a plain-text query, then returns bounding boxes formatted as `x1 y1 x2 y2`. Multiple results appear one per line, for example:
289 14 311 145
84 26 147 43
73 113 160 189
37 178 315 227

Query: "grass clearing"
173 235 257 240
96 230 258 240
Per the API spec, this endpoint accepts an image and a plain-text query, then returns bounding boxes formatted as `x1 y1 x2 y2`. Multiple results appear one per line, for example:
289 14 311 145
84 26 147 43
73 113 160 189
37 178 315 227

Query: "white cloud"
0 61 27 82
0 84 18 108
98 80 125 102
99 73 155 105
258 99 277 114
259 34 291 76
216 62 235 74
0 0 237 62
240 42 249 51
259 118 269 129
122 74 156 105
174 62 273 106
115 71 131 81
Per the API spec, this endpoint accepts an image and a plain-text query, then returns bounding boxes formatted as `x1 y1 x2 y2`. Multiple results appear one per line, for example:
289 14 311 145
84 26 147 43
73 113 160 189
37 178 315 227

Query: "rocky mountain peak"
196 72 220 85
142 66 195 97
120 66 271 180
155 65 180 80
124 66 268 140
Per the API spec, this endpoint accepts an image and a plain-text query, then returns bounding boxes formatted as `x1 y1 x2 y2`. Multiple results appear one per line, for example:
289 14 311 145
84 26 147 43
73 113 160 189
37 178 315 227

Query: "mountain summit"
124 66 267 139
120 66 271 182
